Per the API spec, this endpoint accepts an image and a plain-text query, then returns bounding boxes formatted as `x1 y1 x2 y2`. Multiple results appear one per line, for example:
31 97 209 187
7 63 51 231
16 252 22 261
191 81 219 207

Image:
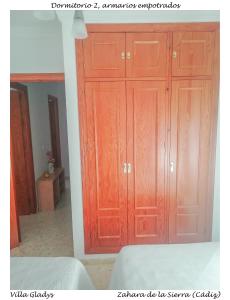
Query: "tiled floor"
83 258 115 289
10 188 115 289
11 189 74 257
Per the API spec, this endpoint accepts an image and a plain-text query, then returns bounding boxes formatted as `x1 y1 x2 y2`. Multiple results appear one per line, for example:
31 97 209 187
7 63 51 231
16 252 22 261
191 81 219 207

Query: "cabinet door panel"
11 90 31 215
172 32 214 76
84 82 127 253
169 80 213 243
127 81 168 244
126 33 168 77
10 145 21 249
83 33 125 77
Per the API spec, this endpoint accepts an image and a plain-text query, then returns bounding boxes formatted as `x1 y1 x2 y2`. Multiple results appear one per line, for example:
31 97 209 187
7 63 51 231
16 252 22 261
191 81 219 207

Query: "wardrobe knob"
123 163 132 174
170 162 174 173
121 52 125 60
172 51 177 59
123 163 127 173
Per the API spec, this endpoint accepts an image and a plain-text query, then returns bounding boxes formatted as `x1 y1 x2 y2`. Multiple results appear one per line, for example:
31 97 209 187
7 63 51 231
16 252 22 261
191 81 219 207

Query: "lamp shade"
72 18 88 39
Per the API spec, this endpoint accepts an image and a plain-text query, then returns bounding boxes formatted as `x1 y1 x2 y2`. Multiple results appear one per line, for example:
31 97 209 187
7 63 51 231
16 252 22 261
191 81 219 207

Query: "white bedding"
11 257 94 290
109 242 219 290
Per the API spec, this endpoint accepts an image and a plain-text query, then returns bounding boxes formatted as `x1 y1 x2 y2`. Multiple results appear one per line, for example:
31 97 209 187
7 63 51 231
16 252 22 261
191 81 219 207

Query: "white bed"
11 257 94 290
109 242 219 290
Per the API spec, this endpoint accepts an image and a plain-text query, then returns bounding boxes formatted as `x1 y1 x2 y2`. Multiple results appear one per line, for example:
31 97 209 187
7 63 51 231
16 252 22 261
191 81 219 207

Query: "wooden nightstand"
36 167 65 211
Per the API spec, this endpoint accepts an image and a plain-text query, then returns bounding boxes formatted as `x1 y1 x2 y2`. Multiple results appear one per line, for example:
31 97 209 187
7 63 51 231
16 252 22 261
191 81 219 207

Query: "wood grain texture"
75 23 220 254
126 33 168 77
172 32 215 76
48 95 62 168
169 80 214 243
87 23 219 33
18 85 37 213
165 31 173 244
10 73 65 82
83 76 168 81
10 84 36 215
205 28 220 241
76 40 92 253
84 81 127 252
81 75 213 82
37 168 65 212
10 143 21 249
127 81 168 244
83 33 125 78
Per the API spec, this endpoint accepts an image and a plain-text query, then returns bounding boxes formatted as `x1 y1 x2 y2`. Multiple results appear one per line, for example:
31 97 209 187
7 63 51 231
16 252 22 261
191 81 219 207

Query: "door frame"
10 82 37 214
10 73 64 83
48 94 62 168
10 73 66 214
10 138 21 249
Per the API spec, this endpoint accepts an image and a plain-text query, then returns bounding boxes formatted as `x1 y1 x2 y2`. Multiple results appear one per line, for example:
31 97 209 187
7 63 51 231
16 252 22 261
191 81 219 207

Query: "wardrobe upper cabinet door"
172 32 215 76
169 80 214 243
126 33 168 77
83 33 125 77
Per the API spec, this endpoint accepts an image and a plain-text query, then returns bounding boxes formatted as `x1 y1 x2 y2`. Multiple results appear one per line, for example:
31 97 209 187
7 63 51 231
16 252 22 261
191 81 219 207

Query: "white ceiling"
10 10 60 27
10 10 220 27
83 10 220 23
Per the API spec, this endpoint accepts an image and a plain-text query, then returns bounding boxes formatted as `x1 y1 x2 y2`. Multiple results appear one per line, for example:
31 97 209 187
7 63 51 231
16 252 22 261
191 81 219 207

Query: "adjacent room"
10 10 220 290
10 81 73 257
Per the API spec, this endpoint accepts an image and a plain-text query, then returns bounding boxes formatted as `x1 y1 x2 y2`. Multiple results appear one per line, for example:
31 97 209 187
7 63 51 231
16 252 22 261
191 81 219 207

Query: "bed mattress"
11 257 94 290
109 242 219 290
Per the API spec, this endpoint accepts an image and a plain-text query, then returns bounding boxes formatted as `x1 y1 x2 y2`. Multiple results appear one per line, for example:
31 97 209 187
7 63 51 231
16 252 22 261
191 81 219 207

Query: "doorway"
10 83 36 216
48 95 62 169
10 80 73 256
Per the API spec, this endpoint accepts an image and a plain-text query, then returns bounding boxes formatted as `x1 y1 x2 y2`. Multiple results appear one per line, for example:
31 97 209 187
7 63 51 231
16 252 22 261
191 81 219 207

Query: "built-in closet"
76 23 219 254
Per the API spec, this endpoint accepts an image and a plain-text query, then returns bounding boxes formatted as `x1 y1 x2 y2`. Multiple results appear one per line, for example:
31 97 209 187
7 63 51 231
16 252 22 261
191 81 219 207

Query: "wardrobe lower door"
83 81 127 253
169 80 214 243
127 81 169 245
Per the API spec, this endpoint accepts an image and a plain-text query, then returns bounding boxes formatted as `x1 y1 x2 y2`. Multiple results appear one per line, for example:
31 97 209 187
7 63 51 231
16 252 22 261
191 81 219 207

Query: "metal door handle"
123 163 132 174
123 163 127 174
121 51 125 60
127 163 132 174
127 52 131 59
170 162 174 173
172 51 177 59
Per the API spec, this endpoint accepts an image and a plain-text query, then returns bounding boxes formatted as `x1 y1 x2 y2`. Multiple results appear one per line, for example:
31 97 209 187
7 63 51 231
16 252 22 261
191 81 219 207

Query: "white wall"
212 114 220 241
26 83 51 180
44 83 70 177
58 13 85 258
10 17 64 73
25 83 69 181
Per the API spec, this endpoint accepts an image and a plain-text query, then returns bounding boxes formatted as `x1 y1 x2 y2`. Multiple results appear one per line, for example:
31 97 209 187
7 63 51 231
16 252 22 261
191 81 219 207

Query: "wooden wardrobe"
76 23 219 254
